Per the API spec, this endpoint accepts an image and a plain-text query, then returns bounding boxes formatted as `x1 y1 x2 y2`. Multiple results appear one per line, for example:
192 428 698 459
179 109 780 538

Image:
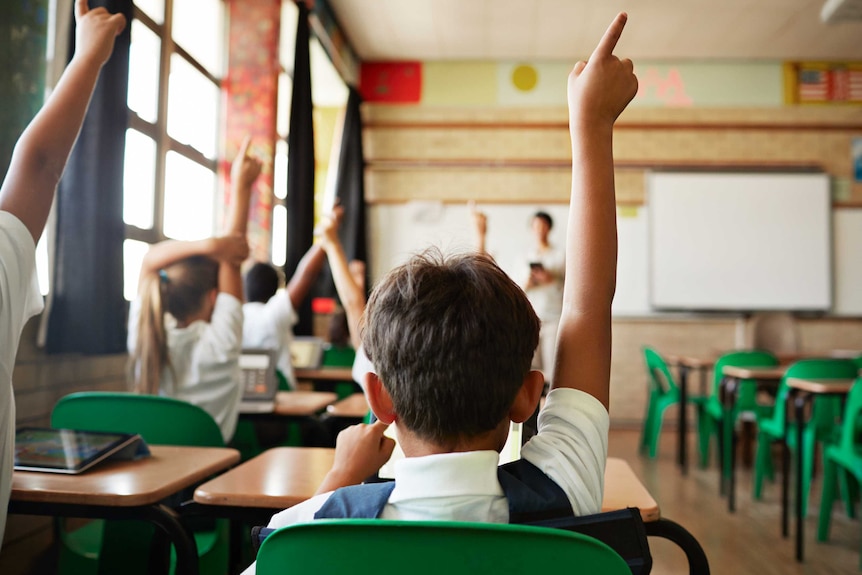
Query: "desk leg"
781 393 791 538
679 365 690 474
794 393 809 562
723 377 739 513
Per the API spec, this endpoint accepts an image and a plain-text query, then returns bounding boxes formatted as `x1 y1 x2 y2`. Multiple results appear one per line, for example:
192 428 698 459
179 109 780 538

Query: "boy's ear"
364 372 396 424
509 370 545 423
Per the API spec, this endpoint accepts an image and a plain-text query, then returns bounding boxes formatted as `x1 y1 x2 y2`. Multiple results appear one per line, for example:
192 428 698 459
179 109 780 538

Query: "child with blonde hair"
127 138 260 442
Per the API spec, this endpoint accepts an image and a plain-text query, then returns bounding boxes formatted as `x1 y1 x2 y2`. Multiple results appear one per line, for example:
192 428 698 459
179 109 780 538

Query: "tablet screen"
14 428 139 473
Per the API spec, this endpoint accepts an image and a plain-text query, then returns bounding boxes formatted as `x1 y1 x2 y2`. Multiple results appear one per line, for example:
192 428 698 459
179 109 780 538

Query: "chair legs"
752 430 775 501
817 456 838 542
696 409 712 469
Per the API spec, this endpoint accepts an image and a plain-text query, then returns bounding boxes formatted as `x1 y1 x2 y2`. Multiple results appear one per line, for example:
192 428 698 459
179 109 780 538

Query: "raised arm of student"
0 1 126 241
138 237 248 291
317 207 366 349
470 201 488 255
219 137 261 300
550 13 637 411
285 244 326 310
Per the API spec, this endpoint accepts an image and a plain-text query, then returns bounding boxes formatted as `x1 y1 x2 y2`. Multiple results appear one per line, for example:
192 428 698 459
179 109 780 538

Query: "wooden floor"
609 428 859 574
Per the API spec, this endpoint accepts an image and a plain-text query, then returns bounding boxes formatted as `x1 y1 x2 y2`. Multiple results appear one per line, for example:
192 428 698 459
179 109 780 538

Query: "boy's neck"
396 421 509 457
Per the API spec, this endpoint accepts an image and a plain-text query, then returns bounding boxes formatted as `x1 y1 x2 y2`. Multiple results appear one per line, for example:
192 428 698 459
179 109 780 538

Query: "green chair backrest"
642 347 678 397
767 358 860 434
322 345 357 368
712 350 779 405
837 378 862 451
51 392 224 447
256 520 631 575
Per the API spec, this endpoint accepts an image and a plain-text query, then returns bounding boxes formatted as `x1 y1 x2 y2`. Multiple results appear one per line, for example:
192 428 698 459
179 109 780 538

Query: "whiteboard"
367 202 651 316
648 172 832 311
834 209 862 316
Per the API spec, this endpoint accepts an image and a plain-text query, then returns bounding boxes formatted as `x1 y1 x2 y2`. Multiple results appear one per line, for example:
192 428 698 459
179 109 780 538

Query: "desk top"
326 393 369 418
273 391 338 416
722 365 787 380
786 377 857 394
295 367 354 382
12 445 239 507
193 449 660 522
665 355 715 369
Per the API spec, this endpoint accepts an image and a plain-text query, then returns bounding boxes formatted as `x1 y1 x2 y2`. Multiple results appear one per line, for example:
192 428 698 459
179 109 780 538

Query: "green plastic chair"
51 392 229 575
640 347 708 459
701 350 778 474
818 378 862 569
256 519 631 575
751 359 859 516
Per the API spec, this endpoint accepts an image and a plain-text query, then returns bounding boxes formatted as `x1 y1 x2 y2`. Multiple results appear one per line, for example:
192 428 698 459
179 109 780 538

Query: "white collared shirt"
242 291 298 389
241 388 608 575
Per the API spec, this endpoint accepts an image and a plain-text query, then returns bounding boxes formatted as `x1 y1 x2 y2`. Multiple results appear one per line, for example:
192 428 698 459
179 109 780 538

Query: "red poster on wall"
360 62 422 103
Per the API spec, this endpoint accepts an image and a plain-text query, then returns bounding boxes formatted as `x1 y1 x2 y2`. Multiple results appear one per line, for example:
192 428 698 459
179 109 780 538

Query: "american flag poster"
795 64 862 104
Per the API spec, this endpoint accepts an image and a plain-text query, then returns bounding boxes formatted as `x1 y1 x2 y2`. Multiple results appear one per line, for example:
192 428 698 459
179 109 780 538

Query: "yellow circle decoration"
512 65 538 92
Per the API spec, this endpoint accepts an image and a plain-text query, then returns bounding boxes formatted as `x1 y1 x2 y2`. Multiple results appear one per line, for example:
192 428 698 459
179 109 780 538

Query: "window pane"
280 1 298 68
272 204 287 266
36 234 49 296
135 0 164 25
128 21 160 123
163 152 215 240
277 72 292 137
273 140 288 200
172 0 223 74
168 54 219 159
123 129 156 229
310 38 348 107
124 239 150 301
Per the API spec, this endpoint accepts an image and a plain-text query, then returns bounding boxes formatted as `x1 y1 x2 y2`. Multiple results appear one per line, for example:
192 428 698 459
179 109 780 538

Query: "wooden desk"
720 364 786 513
326 393 369 419
603 458 660 522
665 354 715 474
10 445 239 575
273 391 338 417
295 367 354 382
783 377 857 562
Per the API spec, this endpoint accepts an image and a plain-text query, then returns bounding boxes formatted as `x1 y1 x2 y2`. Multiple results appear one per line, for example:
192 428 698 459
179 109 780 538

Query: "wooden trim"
366 159 826 172
364 121 862 132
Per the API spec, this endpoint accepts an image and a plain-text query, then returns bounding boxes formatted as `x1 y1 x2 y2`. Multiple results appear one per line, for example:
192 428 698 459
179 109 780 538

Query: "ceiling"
326 0 862 62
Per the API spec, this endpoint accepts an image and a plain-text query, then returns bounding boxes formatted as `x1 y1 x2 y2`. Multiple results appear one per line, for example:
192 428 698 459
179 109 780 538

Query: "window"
123 1 224 300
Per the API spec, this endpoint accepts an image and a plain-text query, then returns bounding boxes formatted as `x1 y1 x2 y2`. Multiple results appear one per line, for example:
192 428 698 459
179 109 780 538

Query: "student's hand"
73 0 127 69
231 136 263 191
469 201 487 237
314 205 344 248
567 12 637 133
211 234 249 267
319 421 396 491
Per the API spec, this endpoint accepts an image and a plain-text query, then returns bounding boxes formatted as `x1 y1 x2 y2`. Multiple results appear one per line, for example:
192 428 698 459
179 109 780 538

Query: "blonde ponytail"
129 272 170 395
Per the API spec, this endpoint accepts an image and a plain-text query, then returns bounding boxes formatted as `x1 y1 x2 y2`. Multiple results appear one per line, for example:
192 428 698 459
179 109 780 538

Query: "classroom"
1 0 862 574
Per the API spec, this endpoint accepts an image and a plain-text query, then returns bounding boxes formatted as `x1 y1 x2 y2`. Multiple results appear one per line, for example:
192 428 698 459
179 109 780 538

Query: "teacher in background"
524 211 564 382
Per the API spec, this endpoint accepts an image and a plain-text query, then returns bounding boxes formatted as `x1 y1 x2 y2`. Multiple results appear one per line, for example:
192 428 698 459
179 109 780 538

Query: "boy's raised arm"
0 1 126 242
550 13 637 410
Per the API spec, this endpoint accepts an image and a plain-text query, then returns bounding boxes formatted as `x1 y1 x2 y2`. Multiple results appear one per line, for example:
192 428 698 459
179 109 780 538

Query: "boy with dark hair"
242 13 636 569
241 240 328 389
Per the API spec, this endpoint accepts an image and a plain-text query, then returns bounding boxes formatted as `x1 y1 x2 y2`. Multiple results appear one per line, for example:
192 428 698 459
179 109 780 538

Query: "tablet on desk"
14 427 148 474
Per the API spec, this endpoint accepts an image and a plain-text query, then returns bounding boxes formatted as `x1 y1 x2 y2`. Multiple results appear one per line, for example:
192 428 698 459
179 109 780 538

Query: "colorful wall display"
785 63 862 105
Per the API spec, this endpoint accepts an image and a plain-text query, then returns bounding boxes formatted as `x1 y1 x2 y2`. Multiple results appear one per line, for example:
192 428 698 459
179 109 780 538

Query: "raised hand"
74 0 126 68
567 12 638 131
315 205 344 248
212 234 249 267
231 136 263 191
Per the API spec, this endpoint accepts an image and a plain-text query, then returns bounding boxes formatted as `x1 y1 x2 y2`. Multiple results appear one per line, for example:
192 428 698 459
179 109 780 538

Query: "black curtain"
45 0 132 354
284 0 315 336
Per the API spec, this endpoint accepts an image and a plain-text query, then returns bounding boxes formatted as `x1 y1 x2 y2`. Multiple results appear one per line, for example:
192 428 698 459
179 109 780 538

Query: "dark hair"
130 255 219 395
533 211 553 229
363 249 540 448
244 262 279 303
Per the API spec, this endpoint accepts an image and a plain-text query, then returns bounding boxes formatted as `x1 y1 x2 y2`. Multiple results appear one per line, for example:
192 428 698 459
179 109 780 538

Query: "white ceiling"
326 0 862 61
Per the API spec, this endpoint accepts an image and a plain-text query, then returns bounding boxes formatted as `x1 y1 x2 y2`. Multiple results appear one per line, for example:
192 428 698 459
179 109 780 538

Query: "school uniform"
128 292 244 443
0 212 44 544
240 387 608 575
242 291 298 389
525 244 565 376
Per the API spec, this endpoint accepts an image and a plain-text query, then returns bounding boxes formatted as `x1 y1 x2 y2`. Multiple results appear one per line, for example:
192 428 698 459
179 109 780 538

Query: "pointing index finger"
236 135 252 159
590 12 627 61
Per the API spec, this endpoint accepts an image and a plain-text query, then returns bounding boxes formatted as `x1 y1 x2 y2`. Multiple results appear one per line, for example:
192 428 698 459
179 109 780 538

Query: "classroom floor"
609 428 860 574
